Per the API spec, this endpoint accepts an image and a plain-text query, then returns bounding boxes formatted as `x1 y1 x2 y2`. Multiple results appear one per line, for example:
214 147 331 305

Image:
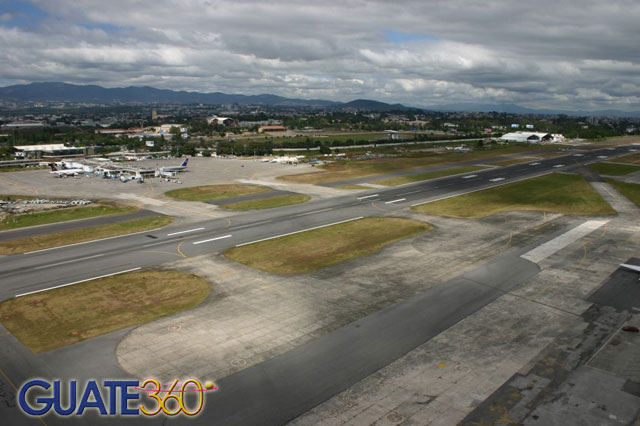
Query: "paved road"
0 144 636 300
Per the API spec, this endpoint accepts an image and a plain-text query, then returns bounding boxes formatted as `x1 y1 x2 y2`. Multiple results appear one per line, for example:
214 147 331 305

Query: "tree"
202 150 212 157
182 144 197 156
319 144 331 155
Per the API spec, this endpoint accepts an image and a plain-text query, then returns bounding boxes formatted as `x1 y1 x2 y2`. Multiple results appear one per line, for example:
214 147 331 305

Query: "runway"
0 144 636 300
0 144 637 425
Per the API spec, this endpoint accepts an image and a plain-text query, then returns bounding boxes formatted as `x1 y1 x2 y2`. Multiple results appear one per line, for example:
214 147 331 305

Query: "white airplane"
620 263 640 279
159 158 189 173
49 164 84 177
445 145 471 152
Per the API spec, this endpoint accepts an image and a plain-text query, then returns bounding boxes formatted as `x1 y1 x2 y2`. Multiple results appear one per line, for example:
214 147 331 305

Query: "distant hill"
425 102 640 118
0 82 339 107
341 99 413 111
2 82 638 117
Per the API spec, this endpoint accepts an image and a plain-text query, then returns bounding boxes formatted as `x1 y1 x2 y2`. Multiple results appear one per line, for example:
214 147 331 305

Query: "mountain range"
0 82 638 117
423 102 640 118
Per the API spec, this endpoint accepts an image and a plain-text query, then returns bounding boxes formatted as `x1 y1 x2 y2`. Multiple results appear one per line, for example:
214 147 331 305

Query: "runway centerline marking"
34 254 105 270
357 194 379 200
231 220 273 230
398 190 420 196
529 162 541 166
489 177 505 182
167 227 205 236
236 217 363 247
193 235 232 245
462 174 477 179
295 208 334 217
385 198 406 204
15 267 141 298
553 164 565 168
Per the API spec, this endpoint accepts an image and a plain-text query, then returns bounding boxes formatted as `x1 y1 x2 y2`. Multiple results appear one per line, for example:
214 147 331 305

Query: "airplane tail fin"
50 164 58 171
181 158 189 167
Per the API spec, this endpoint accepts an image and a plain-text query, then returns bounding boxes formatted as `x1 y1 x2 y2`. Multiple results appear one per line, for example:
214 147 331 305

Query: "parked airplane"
49 164 84 177
620 263 640 279
159 158 189 173
445 145 471 152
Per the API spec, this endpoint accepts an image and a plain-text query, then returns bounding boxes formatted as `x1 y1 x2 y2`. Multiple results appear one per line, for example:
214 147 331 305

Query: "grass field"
0 216 173 254
165 184 270 202
606 178 640 207
225 217 431 274
488 157 538 166
615 153 640 165
411 173 615 218
589 162 640 176
0 204 138 231
337 184 370 190
278 145 550 185
0 166 48 173
221 194 310 210
372 166 488 186
0 270 210 353
0 194 39 201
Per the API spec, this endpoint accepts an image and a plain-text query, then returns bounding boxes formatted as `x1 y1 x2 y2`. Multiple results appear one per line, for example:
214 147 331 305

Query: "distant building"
151 108 158 120
2 121 45 129
14 144 86 158
386 130 402 140
525 124 535 129
510 123 520 128
207 116 237 126
258 125 286 133
500 132 554 143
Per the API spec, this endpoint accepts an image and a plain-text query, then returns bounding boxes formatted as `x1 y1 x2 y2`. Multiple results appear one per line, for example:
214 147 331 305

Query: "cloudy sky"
1 0 639 110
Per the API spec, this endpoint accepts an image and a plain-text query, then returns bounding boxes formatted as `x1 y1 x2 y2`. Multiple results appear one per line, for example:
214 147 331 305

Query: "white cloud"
0 0 639 110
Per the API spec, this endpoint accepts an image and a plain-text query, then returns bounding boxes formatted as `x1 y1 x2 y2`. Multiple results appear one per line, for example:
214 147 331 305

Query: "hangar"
500 132 553 143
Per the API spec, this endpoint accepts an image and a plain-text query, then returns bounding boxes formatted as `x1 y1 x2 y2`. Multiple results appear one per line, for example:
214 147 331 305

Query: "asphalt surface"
169 254 540 426
0 143 638 425
588 257 640 311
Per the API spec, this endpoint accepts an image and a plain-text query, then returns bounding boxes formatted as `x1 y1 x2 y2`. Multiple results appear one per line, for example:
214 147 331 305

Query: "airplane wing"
620 263 640 273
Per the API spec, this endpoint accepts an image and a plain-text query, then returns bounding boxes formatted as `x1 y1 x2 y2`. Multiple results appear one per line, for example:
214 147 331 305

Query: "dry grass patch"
614 153 640 165
337 184 371 190
165 184 270 202
412 173 615 218
0 270 210 353
606 178 640 207
221 194 310 210
225 217 431 274
0 216 173 254
0 204 138 231
589 162 640 176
